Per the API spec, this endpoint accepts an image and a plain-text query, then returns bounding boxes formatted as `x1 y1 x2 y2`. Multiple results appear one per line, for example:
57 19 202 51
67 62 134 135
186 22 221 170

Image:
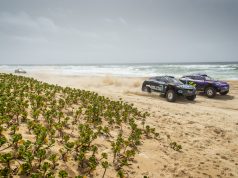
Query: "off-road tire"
186 95 196 101
220 91 229 95
205 87 216 98
166 89 177 102
142 85 151 93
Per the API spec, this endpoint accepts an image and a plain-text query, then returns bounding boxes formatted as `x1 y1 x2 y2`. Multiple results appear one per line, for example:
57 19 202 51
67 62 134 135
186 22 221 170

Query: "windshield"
166 77 183 84
204 76 213 80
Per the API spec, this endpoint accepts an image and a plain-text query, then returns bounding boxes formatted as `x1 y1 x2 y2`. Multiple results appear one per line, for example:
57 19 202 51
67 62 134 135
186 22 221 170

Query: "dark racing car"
180 73 229 98
142 76 196 102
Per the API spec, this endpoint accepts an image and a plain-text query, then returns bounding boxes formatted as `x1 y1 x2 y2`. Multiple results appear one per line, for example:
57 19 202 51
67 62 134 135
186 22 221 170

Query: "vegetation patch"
0 73 159 177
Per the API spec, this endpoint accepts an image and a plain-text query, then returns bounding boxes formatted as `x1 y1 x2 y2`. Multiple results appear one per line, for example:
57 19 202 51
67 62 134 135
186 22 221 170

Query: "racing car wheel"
142 85 151 93
205 87 216 98
166 89 177 102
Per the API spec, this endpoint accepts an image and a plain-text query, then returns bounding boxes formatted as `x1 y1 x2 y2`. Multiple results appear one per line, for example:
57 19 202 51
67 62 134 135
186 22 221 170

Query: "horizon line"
1 61 238 65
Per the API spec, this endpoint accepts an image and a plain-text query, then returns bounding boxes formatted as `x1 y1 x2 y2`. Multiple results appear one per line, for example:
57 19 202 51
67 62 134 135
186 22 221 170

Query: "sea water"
0 62 238 80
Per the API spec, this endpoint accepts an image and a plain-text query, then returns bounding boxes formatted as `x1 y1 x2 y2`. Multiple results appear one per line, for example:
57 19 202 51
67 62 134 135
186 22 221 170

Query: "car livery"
179 73 229 98
142 76 196 102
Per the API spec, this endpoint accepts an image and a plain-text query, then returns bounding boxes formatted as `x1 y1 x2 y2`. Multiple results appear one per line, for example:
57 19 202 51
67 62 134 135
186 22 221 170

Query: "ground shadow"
198 92 235 101
126 91 201 104
157 94 201 104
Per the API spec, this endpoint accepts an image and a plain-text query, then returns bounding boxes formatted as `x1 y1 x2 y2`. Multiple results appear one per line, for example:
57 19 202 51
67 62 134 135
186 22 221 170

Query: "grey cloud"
0 12 58 38
0 0 237 64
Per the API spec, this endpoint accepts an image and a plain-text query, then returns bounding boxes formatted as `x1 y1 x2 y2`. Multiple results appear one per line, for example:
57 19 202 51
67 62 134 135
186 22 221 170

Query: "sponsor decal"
188 81 196 87
150 85 163 91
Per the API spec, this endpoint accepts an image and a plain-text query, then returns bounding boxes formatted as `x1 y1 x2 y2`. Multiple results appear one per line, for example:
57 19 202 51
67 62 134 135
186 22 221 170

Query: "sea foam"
0 63 238 80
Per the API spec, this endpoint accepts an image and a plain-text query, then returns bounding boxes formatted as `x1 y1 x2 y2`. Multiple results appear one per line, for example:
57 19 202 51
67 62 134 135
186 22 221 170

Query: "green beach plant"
0 73 161 177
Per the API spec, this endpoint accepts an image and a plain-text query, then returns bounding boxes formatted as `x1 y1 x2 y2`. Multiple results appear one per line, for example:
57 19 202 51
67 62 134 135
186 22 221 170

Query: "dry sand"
3 72 238 177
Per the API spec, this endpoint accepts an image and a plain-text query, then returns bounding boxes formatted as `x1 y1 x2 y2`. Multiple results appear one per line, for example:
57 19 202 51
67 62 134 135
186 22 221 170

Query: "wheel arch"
142 81 152 92
204 84 218 92
165 85 176 93
142 81 150 88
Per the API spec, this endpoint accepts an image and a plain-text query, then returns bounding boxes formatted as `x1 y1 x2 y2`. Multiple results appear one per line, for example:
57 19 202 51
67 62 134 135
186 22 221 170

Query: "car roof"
182 73 208 77
149 76 175 80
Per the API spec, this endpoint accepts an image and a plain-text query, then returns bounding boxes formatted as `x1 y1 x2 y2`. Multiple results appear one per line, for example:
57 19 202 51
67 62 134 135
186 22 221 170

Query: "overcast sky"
0 0 238 64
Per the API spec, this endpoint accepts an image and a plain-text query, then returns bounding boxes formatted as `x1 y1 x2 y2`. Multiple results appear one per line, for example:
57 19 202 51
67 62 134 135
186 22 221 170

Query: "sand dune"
4 72 238 177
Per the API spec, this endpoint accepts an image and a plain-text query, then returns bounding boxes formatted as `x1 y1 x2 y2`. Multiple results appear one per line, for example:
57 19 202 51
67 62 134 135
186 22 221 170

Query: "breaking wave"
0 62 238 80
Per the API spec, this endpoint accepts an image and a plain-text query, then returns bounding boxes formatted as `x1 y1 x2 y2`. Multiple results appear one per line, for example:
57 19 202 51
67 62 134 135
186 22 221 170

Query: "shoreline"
1 62 238 80
1 70 238 81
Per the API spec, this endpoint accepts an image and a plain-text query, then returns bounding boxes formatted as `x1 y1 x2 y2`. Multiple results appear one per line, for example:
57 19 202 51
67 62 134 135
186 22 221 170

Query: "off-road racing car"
179 73 229 98
142 76 196 102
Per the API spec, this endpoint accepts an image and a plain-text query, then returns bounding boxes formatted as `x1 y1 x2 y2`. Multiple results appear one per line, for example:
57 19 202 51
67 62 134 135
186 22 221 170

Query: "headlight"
178 90 183 93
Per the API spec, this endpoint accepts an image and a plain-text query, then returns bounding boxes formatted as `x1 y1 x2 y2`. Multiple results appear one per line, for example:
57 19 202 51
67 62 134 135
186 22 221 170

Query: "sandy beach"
1 0 238 177
6 72 236 178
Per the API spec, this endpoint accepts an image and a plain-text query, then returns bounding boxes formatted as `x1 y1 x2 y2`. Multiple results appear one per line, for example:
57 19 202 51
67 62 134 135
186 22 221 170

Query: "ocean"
0 62 238 80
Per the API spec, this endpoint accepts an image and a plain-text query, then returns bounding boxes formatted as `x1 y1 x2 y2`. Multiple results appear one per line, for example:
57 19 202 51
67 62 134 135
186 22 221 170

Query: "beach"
7 72 237 177
1 0 238 177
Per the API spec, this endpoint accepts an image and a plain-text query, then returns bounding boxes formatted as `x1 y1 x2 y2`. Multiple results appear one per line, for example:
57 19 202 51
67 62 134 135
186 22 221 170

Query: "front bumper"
219 86 229 92
177 89 196 96
217 84 229 92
